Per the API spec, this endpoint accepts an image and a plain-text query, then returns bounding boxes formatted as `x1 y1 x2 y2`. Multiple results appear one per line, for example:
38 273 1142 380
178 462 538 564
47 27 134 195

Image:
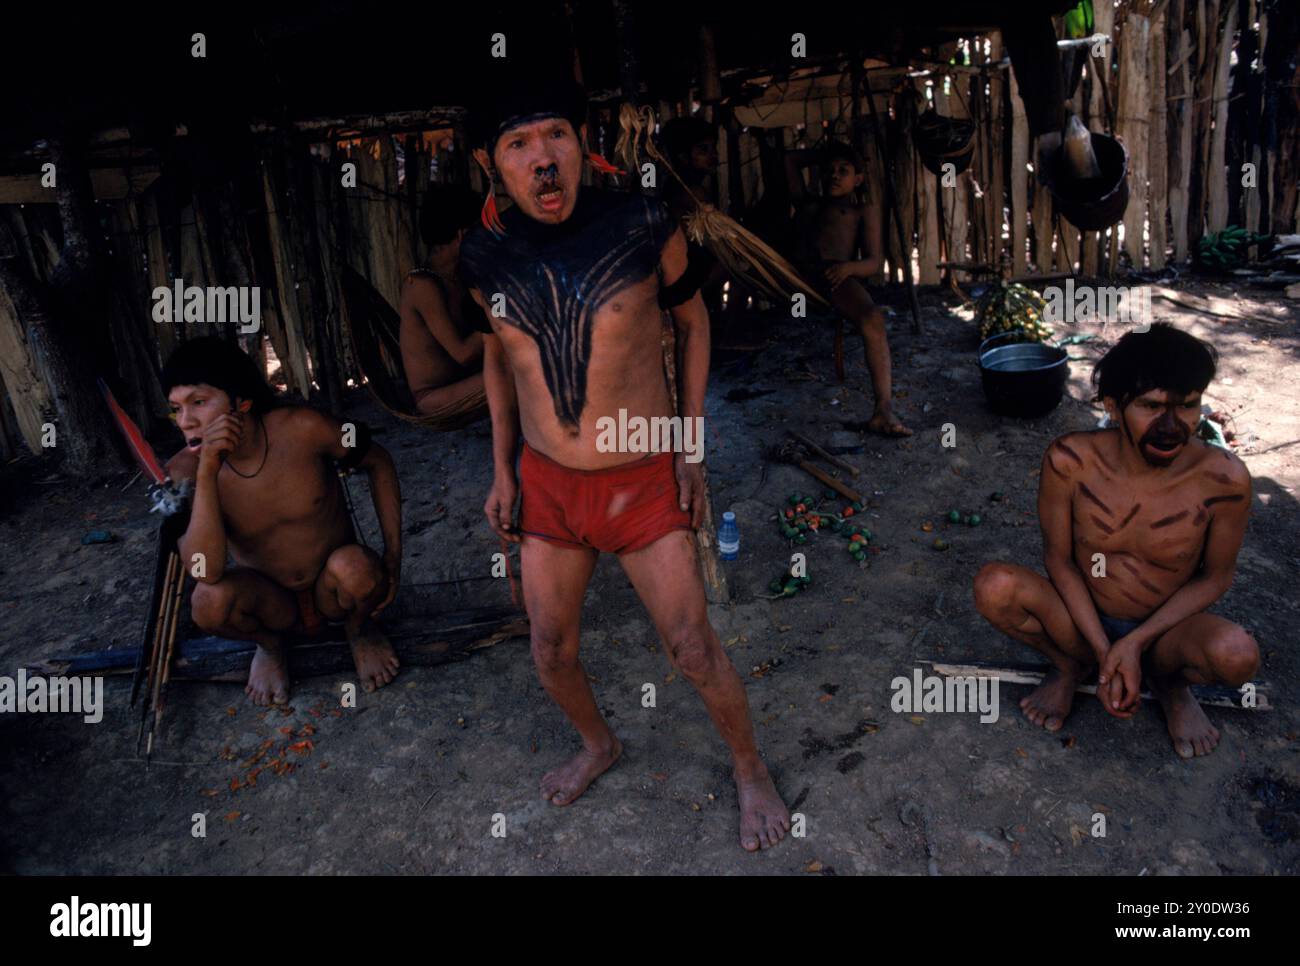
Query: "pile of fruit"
776 492 874 562
920 507 988 551
975 280 1052 343
1195 226 1267 272
767 566 812 597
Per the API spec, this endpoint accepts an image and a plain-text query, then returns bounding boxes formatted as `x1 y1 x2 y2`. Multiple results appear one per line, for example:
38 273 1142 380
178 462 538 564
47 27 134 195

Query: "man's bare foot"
735 762 790 852
1154 680 1220 758
540 737 622 806
866 408 912 437
246 644 290 706
1020 664 1086 732
347 623 399 693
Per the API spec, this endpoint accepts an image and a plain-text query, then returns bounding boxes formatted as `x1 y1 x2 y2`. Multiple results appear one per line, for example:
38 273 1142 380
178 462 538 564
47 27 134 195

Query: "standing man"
460 71 790 851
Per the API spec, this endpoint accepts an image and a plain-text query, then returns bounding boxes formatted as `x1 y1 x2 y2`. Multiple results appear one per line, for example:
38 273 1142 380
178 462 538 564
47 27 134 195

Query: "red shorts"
518 443 692 555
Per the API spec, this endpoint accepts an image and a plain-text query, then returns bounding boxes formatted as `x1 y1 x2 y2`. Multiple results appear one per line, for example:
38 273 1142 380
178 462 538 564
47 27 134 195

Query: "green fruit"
967 514 982 526
796 534 807 544
947 509 962 524
860 529 873 541
799 575 812 586
769 578 783 594
852 550 866 562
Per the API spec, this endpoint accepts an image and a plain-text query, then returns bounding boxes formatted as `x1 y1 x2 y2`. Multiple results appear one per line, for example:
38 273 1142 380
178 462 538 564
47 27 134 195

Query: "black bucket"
1046 132 1129 232
978 330 1069 419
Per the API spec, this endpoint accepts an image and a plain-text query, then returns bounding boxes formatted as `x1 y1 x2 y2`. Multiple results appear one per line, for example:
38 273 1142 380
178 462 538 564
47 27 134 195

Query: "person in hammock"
162 337 402 705
399 184 489 414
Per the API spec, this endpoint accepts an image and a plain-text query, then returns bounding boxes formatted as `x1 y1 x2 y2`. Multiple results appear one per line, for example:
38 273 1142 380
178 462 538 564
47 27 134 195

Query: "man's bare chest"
1072 474 1210 567
218 454 337 536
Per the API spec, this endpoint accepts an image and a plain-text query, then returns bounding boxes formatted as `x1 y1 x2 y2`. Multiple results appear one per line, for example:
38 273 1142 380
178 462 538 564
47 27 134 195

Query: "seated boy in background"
785 142 910 437
399 184 488 413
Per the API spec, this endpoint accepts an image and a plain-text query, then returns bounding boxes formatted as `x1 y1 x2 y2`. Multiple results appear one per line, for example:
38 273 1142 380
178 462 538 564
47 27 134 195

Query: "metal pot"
1046 131 1130 232
978 330 1069 418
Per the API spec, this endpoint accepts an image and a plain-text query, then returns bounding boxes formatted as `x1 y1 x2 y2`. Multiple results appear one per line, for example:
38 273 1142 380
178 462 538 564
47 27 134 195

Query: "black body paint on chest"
459 189 673 428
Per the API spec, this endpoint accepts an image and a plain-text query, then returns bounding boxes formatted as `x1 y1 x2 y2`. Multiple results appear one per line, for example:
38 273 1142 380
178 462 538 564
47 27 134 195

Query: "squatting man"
163 338 403 706
975 324 1258 758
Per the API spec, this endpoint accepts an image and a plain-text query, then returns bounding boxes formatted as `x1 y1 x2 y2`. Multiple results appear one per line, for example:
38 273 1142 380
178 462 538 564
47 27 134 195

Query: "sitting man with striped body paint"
973 324 1258 757
460 65 789 851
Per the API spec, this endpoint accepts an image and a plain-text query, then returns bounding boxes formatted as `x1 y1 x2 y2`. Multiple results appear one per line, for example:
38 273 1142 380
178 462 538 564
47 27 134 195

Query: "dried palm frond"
616 104 829 310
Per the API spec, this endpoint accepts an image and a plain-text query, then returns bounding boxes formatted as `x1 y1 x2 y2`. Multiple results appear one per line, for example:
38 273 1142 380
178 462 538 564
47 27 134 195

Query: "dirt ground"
2 279 1298 875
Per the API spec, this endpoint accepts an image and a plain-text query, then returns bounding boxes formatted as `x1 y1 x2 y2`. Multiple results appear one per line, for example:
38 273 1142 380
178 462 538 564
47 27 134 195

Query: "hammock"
340 266 488 431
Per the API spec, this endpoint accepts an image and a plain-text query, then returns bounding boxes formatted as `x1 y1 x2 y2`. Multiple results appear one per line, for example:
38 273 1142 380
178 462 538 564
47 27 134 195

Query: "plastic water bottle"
718 511 740 560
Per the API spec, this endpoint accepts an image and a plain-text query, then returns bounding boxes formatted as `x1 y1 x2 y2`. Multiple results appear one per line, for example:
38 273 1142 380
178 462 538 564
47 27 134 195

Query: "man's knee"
973 563 1021 619
191 579 237 632
529 621 578 672
325 545 383 603
666 622 720 681
1206 624 1259 687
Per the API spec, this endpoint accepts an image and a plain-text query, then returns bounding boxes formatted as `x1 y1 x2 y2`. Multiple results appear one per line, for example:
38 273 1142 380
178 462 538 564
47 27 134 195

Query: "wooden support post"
937 74 971 282
866 83 923 332
915 79 941 285
1207 0 1238 233
1118 10 1152 267
1148 5 1169 270
986 34 1006 269
1008 58 1030 276
1167 0 1193 261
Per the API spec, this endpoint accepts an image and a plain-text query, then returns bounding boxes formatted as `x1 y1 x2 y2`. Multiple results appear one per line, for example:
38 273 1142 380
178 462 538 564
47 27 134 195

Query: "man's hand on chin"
673 453 706 529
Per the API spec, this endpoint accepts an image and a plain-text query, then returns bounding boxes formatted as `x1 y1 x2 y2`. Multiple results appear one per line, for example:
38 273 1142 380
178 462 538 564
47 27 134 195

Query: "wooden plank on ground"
925 660 1271 711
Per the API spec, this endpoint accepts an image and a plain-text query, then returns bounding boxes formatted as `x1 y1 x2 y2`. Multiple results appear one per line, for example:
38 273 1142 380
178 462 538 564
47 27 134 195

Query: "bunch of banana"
976 280 1053 342
1195 226 1266 271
